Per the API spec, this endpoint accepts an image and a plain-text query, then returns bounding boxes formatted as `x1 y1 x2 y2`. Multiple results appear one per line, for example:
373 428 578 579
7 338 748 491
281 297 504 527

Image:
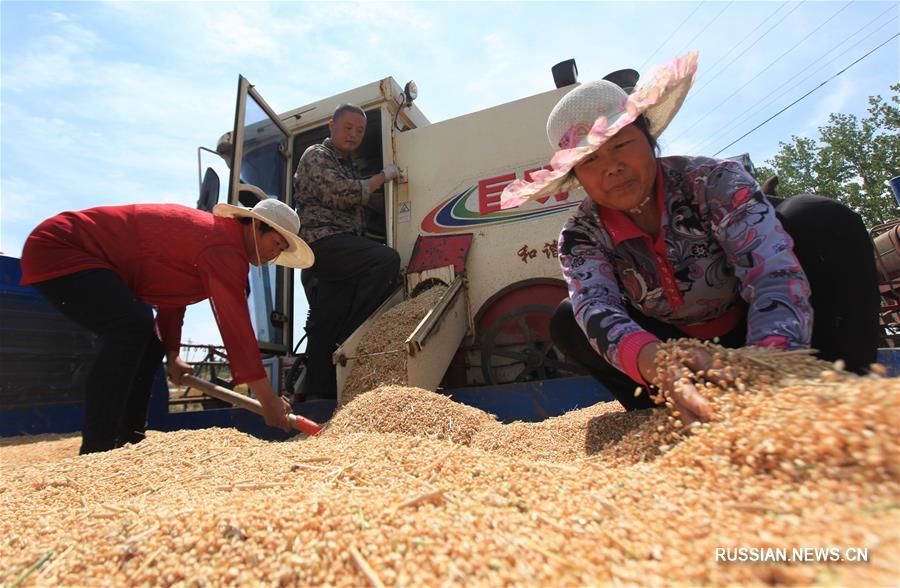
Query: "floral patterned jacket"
558 155 812 384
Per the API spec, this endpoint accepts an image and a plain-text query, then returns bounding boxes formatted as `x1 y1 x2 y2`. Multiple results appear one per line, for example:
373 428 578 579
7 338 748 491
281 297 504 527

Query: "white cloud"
204 11 279 60
461 31 519 109
0 177 43 223
3 10 103 92
0 176 73 256
46 11 69 23
4 38 82 92
370 2 434 31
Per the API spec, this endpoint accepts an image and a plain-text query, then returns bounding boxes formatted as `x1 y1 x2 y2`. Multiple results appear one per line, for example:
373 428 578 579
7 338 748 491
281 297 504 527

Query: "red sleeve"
618 331 660 385
155 307 186 353
197 247 266 385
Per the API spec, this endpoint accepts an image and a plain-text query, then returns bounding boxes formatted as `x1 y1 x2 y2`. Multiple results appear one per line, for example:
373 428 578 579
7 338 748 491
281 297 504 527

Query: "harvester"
3 62 898 438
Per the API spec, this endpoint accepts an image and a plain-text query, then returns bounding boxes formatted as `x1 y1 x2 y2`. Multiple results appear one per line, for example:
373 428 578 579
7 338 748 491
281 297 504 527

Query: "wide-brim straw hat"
213 188 314 268
500 52 698 209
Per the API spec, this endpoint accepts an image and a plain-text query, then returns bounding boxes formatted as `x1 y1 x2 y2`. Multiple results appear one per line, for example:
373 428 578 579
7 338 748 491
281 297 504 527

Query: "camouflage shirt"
293 138 372 244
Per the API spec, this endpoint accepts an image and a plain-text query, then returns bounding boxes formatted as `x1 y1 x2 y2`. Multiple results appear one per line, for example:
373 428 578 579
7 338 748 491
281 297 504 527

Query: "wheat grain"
1 343 897 586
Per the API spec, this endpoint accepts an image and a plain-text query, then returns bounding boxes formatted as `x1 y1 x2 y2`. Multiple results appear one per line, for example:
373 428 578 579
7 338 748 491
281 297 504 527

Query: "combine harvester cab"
199 69 613 424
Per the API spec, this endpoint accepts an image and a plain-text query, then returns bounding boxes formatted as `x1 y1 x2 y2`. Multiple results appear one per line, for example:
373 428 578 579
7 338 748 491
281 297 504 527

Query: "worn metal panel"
405 282 469 391
334 288 406 403
407 234 473 274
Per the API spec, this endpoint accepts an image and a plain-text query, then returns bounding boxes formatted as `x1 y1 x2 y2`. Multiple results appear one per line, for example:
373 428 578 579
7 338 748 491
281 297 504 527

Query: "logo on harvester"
420 167 581 234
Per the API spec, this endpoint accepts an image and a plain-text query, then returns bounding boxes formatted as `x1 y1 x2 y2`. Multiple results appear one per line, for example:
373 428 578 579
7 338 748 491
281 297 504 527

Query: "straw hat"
213 190 314 268
500 52 698 209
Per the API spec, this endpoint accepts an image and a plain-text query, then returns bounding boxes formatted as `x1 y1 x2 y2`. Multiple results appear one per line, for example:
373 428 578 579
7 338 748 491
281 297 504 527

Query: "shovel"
182 374 322 436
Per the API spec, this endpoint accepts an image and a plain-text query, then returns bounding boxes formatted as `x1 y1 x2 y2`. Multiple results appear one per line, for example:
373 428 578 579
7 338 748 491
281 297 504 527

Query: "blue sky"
2 0 898 346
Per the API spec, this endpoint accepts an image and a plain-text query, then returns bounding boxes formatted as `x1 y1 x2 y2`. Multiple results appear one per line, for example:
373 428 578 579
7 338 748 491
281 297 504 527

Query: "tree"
754 84 900 227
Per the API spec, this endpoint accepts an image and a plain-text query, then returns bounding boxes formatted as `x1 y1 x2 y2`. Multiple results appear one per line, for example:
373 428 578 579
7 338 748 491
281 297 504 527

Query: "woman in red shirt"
20 196 314 454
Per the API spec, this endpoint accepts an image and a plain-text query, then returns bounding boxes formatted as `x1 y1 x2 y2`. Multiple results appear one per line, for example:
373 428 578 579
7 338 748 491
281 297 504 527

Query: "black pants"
551 194 881 411
301 234 400 399
32 269 164 454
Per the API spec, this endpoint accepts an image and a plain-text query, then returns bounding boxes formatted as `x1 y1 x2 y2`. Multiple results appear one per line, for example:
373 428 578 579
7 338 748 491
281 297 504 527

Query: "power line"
639 2 706 72
667 0 807 145
690 1 802 99
687 8 898 155
712 32 900 157
674 0 735 58
670 1 852 144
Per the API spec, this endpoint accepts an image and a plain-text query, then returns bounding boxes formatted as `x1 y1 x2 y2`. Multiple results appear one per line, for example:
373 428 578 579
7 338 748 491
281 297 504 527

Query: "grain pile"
325 385 496 446
2 342 898 586
341 286 447 405
0 434 80 474
471 402 662 465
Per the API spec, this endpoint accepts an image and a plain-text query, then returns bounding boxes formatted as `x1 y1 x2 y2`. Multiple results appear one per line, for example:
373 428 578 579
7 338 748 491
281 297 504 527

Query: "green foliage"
753 84 900 227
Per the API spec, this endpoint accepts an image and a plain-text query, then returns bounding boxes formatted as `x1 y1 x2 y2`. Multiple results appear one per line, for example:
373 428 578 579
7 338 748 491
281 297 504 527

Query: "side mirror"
198 167 220 212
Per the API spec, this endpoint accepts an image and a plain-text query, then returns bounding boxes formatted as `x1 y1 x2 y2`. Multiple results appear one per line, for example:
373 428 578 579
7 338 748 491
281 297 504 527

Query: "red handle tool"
182 375 322 436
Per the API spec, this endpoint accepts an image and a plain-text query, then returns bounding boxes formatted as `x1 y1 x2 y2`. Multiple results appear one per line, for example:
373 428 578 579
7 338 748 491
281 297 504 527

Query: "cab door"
228 76 294 354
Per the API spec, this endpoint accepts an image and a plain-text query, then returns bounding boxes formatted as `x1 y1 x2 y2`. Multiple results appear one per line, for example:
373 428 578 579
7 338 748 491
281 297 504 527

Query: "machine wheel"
479 304 584 385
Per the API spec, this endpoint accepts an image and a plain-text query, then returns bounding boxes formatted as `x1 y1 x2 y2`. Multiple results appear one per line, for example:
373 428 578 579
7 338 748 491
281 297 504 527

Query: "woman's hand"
248 378 292 432
638 341 735 425
258 395 293 433
166 353 193 385
660 352 713 426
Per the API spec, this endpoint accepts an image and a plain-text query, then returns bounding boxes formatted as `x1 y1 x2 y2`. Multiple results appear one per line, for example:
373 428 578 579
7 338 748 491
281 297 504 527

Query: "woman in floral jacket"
501 53 880 423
